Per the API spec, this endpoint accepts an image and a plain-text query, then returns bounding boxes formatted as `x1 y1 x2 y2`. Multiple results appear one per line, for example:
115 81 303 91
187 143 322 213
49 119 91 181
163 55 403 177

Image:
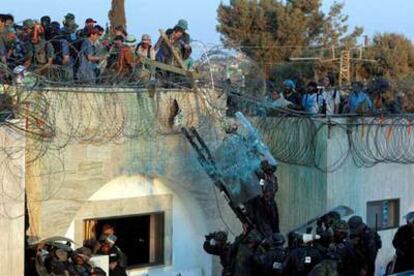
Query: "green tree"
217 0 363 79
363 33 414 79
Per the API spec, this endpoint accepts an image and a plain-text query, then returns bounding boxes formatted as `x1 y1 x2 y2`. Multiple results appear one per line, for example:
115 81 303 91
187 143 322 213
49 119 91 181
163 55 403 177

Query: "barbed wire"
1 44 414 226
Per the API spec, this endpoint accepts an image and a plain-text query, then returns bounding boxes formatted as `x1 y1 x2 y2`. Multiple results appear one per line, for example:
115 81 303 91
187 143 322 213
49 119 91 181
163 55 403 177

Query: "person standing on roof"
40 16 52 41
320 76 341 115
21 19 55 75
77 18 97 38
49 22 73 81
265 81 294 112
302 81 323 114
155 19 192 69
4 14 15 31
135 34 155 61
61 13 78 41
134 34 156 79
346 82 373 114
77 27 104 83
282 79 302 110
106 35 134 80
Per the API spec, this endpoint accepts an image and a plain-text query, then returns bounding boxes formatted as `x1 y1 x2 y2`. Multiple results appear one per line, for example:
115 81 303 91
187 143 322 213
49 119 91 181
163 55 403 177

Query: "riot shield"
213 133 262 205
289 205 354 235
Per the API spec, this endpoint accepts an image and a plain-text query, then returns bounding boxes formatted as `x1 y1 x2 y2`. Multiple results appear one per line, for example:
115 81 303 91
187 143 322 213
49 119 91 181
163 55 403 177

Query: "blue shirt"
77 38 98 82
348 91 372 113
302 93 322 114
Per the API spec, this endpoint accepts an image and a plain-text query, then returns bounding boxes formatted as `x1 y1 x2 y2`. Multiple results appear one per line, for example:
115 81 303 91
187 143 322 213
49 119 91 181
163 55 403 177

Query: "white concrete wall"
326 122 414 274
0 122 26 276
66 175 212 276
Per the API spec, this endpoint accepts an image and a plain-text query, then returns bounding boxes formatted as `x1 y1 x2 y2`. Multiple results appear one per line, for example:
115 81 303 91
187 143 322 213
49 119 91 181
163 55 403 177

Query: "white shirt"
267 94 293 109
321 88 341 115
136 44 156 60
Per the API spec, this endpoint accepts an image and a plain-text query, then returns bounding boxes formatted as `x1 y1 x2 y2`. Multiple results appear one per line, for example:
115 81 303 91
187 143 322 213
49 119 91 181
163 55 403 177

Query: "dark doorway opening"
89 212 165 268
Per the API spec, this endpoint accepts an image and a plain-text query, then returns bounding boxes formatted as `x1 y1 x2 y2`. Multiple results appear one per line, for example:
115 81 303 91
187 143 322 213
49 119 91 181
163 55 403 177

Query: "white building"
0 88 413 275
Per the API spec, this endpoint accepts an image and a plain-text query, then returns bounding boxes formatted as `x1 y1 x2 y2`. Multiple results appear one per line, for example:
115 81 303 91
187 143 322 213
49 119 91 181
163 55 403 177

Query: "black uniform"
351 226 382 276
393 224 414 272
228 233 261 276
203 239 232 276
110 265 128 276
284 245 323 276
252 245 286 275
245 166 280 237
326 239 362 276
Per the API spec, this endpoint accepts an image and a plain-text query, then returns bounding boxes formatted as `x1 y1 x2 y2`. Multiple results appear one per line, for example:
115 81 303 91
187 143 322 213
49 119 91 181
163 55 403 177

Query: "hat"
125 35 137 46
175 19 188 31
51 21 61 30
88 28 101 36
333 219 349 233
326 211 341 223
85 18 97 24
261 160 277 173
214 231 228 242
348 216 366 236
105 234 118 245
63 13 78 30
348 216 363 229
246 229 262 243
41 16 51 25
64 13 75 20
141 34 151 41
23 19 35 29
404 211 414 224
283 79 296 90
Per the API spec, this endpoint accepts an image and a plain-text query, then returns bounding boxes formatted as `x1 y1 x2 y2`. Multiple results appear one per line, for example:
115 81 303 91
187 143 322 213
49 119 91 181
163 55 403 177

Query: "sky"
2 0 414 46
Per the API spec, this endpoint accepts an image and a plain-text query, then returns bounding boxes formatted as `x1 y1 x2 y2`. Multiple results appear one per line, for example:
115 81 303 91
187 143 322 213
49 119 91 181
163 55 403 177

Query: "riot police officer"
326 220 363 276
203 231 232 276
284 233 323 276
393 211 414 273
348 215 382 276
252 233 287 276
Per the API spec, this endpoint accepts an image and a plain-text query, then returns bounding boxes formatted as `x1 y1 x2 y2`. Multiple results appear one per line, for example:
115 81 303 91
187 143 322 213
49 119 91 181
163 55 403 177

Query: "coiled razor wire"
2 45 414 225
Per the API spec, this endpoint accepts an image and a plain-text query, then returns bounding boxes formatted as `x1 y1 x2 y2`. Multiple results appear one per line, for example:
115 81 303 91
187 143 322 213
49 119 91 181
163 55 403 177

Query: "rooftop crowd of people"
262 76 406 116
0 13 193 86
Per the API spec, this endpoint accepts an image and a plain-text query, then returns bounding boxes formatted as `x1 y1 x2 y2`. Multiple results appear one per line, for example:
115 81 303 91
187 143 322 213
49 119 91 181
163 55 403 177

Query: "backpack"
51 39 64 65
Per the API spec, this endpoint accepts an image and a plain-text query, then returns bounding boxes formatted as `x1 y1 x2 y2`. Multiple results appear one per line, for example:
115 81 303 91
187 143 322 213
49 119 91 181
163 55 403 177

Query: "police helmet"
404 211 414 224
214 231 228 243
333 219 349 233
348 215 363 229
